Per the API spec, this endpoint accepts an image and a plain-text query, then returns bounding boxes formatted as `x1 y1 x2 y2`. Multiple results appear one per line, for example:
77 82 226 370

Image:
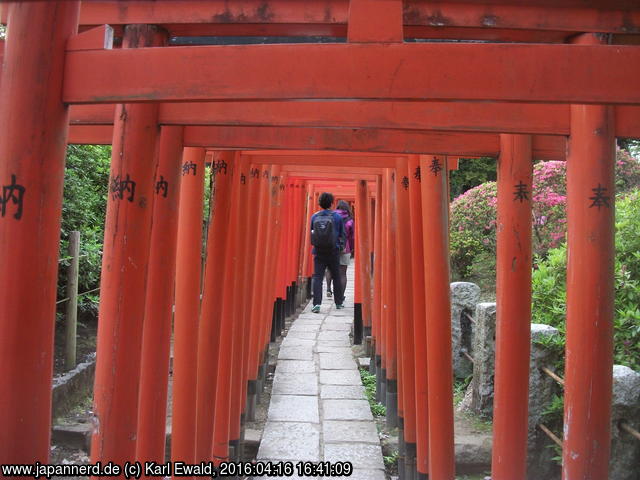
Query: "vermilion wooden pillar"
384 168 399 427
355 179 373 343
136 126 184 465
408 155 429 479
372 176 384 395
247 165 274 419
173 147 206 473
212 153 247 463
91 25 165 468
563 34 615 480
420 155 455 480
395 157 417 479
492 134 533 480
0 1 80 464
195 151 233 462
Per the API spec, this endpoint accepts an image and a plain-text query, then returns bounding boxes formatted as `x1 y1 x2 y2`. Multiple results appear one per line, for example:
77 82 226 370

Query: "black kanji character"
240 173 247 185
110 174 136 202
401 176 409 190
429 157 442 176
182 161 197 176
213 160 228 175
589 183 611 210
413 166 421 182
251 168 260 178
155 176 168 198
0 174 26 220
513 181 529 203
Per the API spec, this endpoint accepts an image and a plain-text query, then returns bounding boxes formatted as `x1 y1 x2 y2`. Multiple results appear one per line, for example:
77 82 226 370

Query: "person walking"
334 200 355 301
310 192 345 313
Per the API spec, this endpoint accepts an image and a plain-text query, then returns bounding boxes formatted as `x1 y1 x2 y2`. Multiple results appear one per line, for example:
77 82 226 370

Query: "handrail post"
64 231 81 371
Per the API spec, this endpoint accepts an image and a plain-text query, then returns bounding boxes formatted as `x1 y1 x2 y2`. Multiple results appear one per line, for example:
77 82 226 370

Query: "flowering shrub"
450 149 640 282
531 189 640 370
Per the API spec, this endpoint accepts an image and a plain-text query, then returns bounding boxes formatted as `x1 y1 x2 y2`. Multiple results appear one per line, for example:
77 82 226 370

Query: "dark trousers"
313 252 344 306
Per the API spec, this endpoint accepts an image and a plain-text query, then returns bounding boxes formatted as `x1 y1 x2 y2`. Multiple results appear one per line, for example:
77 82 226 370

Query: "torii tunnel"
1 1 639 479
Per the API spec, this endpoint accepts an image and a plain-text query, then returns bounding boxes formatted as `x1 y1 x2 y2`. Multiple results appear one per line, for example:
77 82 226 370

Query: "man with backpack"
310 192 346 313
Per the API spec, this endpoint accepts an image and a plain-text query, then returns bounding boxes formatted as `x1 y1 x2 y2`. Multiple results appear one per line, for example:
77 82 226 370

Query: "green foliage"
58 145 111 315
383 451 399 468
449 157 496 200
531 189 640 371
450 151 640 288
359 368 386 417
453 375 472 406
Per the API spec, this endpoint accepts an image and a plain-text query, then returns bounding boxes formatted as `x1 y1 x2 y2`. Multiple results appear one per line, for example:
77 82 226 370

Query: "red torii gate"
0 1 637 480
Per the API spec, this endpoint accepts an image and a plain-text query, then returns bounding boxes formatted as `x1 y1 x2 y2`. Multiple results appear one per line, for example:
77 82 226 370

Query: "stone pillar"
609 365 640 480
464 302 496 416
450 282 480 378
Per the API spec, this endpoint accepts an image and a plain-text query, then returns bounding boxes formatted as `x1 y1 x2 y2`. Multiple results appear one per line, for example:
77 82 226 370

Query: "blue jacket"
310 209 345 255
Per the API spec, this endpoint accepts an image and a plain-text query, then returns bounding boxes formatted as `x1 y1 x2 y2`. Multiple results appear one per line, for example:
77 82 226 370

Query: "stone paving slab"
324 315 353 324
322 324 352 333
323 420 379 444
278 346 313 361
319 353 357 370
317 339 351 347
272 373 319 396
285 330 318 340
315 345 353 354
267 395 319 423
320 369 363 386
275 360 316 374
257 422 320 462
324 443 386 470
288 323 321 332
322 399 374 421
281 337 315 348
320 385 367 399
318 331 350 341
258 265 383 478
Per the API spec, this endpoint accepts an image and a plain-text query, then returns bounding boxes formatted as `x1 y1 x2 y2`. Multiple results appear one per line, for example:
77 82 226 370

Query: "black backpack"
311 211 335 251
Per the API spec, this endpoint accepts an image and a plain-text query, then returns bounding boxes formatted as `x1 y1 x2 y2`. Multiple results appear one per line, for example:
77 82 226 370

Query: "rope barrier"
541 366 565 386
462 350 474 364
620 422 640 442
56 287 100 305
463 311 476 324
538 423 563 448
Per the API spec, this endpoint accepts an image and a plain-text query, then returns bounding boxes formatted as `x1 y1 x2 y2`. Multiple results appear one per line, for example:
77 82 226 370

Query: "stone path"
254 272 386 479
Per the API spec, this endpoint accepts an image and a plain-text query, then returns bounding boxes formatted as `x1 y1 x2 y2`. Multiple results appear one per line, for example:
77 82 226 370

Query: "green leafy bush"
450 150 640 286
531 189 640 370
58 145 111 316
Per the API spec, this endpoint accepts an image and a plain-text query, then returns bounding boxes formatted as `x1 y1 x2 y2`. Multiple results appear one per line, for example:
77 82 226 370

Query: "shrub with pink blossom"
449 149 640 283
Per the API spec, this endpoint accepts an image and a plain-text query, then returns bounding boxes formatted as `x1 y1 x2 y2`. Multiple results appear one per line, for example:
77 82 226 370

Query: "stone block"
281 337 315 348
450 282 480 378
464 302 496 416
320 385 366 400
276 360 316 374
318 330 350 341
320 370 362 386
319 353 357 370
610 365 640 480
278 346 313 361
286 331 318 340
323 420 379 444
257 422 320 462
315 345 352 354
288 323 321 333
267 395 319 423
324 443 385 470
322 399 373 421
272 373 319 396
322 322 352 331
